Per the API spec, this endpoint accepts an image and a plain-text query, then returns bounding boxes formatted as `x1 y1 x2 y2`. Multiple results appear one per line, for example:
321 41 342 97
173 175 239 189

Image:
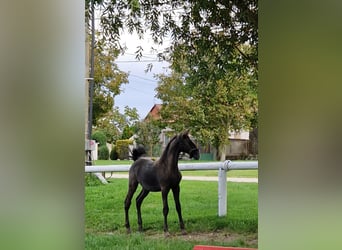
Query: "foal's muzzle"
189 148 200 160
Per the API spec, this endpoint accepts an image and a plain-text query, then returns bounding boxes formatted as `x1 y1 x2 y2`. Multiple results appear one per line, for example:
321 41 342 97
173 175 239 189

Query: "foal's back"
130 158 161 192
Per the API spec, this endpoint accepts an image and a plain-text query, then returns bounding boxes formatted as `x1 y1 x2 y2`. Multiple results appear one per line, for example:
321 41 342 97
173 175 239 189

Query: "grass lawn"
93 160 258 178
85 177 258 249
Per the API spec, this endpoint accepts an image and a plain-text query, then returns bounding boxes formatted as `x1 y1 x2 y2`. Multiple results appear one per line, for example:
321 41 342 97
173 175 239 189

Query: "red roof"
144 104 162 120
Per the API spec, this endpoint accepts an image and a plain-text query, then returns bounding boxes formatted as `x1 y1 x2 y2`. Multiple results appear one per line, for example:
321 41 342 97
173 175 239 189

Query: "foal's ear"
181 130 189 138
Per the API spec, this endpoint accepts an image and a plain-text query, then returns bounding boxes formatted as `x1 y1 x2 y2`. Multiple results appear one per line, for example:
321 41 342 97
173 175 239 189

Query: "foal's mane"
158 134 178 162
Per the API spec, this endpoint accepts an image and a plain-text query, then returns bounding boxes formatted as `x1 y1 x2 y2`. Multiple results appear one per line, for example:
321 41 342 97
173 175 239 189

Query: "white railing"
85 160 258 217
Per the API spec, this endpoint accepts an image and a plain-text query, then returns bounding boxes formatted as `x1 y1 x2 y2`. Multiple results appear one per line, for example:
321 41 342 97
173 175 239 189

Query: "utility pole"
85 0 95 166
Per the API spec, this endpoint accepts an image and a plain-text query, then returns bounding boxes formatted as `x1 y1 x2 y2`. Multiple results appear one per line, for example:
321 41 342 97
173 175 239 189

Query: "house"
143 104 257 160
144 104 162 120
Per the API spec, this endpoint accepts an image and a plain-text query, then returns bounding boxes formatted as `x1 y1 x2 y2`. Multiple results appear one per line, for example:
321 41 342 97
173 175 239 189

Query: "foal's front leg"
172 185 186 234
161 187 170 236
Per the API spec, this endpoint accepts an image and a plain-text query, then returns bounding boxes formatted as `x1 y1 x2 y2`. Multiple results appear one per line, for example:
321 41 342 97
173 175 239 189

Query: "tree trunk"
149 143 153 157
219 145 226 162
215 144 226 161
249 127 258 155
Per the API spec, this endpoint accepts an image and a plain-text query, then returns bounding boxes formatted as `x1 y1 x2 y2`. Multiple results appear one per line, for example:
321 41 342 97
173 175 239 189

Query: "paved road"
104 173 258 183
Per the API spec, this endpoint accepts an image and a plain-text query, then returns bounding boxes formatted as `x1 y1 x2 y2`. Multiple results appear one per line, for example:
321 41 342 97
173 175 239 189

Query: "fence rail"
85 160 258 217
85 160 258 172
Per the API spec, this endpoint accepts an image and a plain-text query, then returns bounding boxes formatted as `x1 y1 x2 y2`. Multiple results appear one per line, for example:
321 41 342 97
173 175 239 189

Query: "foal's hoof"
181 229 187 235
164 231 171 238
126 228 131 234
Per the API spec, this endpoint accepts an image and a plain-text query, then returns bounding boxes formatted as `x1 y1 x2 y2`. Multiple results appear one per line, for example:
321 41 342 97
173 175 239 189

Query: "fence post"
218 160 230 217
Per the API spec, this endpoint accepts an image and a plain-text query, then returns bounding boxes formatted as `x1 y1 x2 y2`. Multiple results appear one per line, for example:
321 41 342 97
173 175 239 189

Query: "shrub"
92 130 107 146
85 173 102 186
116 139 133 160
98 145 109 160
110 146 118 160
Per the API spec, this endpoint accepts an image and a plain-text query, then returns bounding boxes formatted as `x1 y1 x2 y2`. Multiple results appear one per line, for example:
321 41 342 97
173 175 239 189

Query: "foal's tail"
132 145 147 161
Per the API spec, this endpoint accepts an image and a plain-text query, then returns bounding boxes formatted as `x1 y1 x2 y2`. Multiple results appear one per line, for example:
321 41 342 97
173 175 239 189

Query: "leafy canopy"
156 44 257 159
87 0 257 66
86 1 258 158
91 34 129 126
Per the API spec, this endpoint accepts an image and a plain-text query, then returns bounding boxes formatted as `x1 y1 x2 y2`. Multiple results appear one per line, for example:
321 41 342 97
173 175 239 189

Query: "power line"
129 74 158 83
115 59 163 63
124 53 157 60
123 85 155 96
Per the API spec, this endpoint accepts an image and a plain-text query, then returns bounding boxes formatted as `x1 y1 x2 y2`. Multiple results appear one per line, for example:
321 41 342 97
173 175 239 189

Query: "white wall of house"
229 130 249 140
225 140 249 157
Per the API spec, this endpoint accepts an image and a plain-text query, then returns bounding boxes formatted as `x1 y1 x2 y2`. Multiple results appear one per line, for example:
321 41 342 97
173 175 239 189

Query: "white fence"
85 160 258 217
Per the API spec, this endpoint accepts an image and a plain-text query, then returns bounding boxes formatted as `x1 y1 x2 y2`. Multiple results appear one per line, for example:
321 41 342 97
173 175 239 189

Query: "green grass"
85 233 198 250
85 178 258 249
93 160 258 178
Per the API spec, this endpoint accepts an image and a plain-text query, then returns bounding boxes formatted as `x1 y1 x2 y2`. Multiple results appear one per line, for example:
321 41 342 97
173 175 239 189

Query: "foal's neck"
159 139 181 172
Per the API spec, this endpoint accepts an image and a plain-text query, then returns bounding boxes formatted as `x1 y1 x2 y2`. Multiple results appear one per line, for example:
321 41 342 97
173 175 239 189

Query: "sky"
114 31 171 119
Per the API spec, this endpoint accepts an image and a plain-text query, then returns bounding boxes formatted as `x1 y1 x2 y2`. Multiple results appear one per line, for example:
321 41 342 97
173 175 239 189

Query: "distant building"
144 104 162 121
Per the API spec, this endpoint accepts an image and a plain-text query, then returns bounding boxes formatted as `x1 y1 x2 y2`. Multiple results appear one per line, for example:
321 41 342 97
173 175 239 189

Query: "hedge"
110 146 118 160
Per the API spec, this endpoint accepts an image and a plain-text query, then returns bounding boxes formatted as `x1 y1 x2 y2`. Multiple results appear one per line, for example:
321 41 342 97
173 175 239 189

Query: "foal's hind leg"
135 188 150 232
172 185 186 234
124 177 138 233
161 187 171 236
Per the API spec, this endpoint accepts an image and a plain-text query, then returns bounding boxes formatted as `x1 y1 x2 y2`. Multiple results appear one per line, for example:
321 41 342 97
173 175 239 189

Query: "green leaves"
86 0 258 158
91 1 257 67
134 119 162 157
156 43 257 159
90 32 129 128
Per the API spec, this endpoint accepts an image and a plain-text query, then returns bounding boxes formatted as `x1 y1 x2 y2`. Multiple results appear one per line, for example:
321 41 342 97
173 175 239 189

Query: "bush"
92 130 107 146
116 139 133 160
98 145 109 160
85 173 103 186
110 146 118 160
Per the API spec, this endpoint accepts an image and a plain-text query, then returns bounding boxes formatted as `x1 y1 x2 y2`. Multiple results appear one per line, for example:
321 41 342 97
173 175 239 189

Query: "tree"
85 3 142 143
135 119 162 157
95 107 126 143
86 0 258 158
92 34 129 125
120 106 140 139
156 44 257 160
96 106 140 143
91 130 107 146
88 1 257 67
